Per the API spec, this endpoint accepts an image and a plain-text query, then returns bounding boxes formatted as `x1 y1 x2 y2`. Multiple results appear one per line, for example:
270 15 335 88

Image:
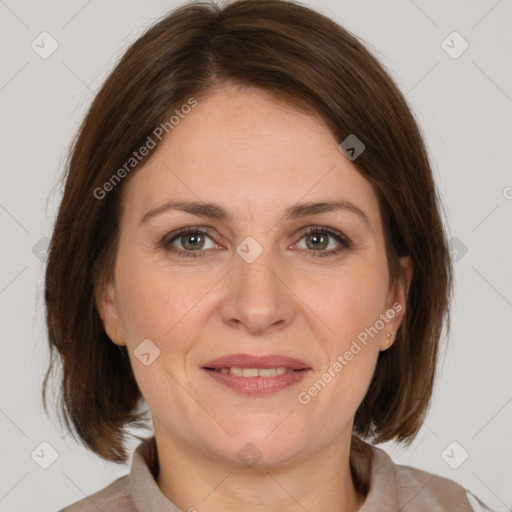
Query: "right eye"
162 227 220 258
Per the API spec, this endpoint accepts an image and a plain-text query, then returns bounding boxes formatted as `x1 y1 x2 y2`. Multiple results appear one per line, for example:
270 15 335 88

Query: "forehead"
122 86 380 225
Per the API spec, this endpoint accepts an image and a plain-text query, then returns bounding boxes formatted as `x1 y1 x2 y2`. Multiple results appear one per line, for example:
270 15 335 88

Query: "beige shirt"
59 436 494 511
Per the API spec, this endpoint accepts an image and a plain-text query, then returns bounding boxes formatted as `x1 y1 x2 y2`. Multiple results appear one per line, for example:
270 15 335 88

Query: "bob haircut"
43 0 452 464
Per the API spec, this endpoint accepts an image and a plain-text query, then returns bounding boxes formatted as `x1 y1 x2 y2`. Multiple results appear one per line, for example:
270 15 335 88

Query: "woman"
43 1 495 510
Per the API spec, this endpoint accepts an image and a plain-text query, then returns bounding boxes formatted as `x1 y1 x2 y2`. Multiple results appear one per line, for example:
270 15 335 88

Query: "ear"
95 280 126 347
379 256 413 351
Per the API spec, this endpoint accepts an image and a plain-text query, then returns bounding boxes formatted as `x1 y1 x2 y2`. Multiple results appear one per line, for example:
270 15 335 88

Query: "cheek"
309 259 390 342
113 258 206 405
298 261 387 405
114 249 207 342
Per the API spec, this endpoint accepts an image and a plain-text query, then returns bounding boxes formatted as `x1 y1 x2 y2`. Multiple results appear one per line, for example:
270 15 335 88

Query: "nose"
219 243 296 336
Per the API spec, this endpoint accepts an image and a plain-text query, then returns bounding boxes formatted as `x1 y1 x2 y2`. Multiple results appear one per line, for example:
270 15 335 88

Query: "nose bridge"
237 241 279 293
221 236 294 334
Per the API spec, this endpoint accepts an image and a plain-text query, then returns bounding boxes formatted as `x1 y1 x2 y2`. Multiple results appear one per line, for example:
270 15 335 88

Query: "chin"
211 427 307 468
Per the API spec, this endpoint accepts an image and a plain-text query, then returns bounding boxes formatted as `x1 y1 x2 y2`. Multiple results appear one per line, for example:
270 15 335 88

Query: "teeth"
216 367 292 377
259 368 280 377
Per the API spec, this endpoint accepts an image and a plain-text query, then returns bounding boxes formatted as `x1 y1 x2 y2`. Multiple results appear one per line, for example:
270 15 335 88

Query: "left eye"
293 227 350 257
296 230 343 251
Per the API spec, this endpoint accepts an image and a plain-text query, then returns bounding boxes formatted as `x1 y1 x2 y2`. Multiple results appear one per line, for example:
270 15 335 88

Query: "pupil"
308 233 327 250
183 233 203 250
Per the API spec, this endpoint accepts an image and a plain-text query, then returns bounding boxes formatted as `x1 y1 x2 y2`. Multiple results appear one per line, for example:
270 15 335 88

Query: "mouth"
202 353 311 370
201 353 311 395
204 367 302 377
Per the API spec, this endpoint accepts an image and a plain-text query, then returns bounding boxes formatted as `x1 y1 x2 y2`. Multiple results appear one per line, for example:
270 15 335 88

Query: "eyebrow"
140 199 371 228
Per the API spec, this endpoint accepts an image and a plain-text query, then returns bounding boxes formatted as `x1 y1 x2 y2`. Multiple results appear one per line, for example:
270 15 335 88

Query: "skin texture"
97 84 412 512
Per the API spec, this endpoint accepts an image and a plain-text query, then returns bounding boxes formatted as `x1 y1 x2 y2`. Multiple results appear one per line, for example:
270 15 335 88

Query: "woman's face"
98 85 410 466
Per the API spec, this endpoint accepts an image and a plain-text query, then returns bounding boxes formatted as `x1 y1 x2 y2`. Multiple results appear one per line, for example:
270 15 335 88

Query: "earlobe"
95 281 126 346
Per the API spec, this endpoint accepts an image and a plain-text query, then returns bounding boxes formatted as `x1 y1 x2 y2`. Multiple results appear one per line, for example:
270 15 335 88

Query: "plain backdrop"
0 0 511 511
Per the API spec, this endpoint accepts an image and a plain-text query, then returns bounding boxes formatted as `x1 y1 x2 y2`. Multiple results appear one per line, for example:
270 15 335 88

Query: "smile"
209 367 295 377
203 367 311 396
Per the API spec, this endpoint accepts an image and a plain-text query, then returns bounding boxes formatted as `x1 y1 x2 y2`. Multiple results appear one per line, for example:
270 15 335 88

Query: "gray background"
0 0 511 510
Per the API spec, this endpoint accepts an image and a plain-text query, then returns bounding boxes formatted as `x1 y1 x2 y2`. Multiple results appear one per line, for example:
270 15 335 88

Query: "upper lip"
202 353 311 370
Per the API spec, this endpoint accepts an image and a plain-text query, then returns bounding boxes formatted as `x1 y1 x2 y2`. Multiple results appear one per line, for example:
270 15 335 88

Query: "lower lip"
202 368 310 395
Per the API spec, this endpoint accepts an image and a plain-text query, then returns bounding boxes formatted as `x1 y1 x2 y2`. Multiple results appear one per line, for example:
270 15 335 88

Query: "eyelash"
161 226 351 259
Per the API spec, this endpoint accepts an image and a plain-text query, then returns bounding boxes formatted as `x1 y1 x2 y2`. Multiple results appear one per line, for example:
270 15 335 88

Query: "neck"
154 426 366 512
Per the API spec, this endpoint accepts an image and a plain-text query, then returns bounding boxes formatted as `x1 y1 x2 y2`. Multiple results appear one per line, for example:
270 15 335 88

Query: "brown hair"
43 0 452 467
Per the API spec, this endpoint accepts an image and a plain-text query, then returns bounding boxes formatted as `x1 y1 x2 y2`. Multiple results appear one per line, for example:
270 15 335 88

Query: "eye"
161 225 351 259
163 227 218 258
293 226 351 258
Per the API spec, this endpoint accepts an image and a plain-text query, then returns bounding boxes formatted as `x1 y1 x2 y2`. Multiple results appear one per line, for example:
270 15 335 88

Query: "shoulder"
367 443 496 511
464 489 498 512
57 474 135 512
393 460 495 511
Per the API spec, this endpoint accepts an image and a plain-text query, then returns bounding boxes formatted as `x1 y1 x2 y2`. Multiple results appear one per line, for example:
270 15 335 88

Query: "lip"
201 353 311 396
202 353 311 370
203 368 310 395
